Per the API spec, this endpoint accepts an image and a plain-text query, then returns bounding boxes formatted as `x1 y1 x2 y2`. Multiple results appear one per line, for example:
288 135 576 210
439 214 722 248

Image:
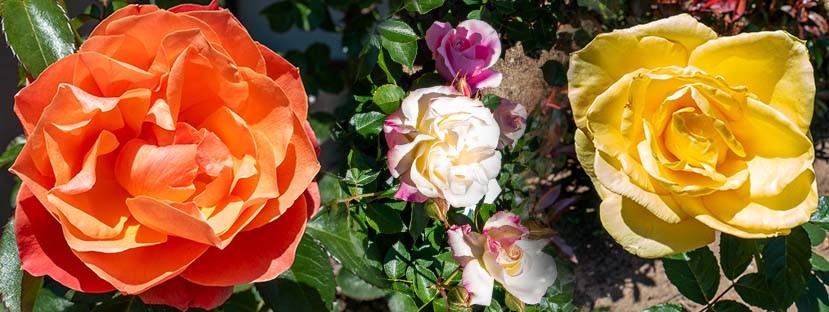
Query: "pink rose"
494 99 528 149
447 212 556 306
426 20 502 93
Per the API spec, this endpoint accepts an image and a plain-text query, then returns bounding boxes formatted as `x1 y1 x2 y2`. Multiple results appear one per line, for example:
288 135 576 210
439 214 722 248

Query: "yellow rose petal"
700 170 817 236
688 31 815 132
600 193 715 258
595 150 687 223
569 14 717 132
574 129 612 199
731 98 815 196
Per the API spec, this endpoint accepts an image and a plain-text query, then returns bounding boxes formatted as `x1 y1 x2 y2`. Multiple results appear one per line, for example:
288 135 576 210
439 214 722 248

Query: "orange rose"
9 2 320 310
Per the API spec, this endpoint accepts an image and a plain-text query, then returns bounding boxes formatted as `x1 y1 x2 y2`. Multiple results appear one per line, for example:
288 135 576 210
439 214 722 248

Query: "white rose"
384 86 502 208
447 212 557 306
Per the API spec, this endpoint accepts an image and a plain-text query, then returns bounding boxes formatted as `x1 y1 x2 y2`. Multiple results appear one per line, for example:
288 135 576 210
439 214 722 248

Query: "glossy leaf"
412 265 438 302
365 203 407 234
719 233 755 280
381 38 416 69
256 236 335 312
377 20 418 42
662 247 720 305
403 0 445 13
349 111 386 137
0 136 25 168
811 196 829 224
306 208 388 288
388 292 418 312
795 275 829 312
337 269 388 301
735 273 787 310
762 226 811 305
372 84 406 114
0 219 21 312
1 0 75 77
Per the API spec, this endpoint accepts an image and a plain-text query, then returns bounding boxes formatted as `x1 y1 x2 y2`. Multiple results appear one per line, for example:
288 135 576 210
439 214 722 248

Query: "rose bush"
569 14 818 258
447 212 557 306
425 20 502 93
9 3 319 310
384 86 501 209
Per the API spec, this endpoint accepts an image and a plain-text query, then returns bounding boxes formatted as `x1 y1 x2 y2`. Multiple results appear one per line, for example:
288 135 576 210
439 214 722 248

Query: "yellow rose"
569 14 818 258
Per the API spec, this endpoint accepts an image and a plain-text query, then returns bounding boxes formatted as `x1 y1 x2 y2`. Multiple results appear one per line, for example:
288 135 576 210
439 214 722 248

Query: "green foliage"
719 233 755 280
0 219 21 312
255 236 335 312
1 0 75 78
662 247 720 305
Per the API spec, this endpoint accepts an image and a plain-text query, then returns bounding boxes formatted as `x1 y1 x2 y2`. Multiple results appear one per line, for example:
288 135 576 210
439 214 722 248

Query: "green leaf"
349 111 386 137
337 269 388 301
381 38 416 69
540 60 567 86
372 84 406 114
256 236 335 312
0 136 25 168
403 0 445 13
803 223 827 246
306 208 388 289
388 292 418 312
377 20 418 43
762 226 811 305
384 242 410 279
32 288 74 312
412 265 438 302
719 233 755 280
795 275 829 312
811 196 829 224
709 300 751 312
735 273 787 310
642 303 685 312
366 203 407 234
0 219 21 312
662 246 720 305
1 0 75 77
482 94 501 110
813 253 829 272
409 203 428 239
260 1 296 32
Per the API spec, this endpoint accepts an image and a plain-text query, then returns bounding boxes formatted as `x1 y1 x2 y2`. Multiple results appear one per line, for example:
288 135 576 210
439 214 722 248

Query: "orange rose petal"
52 130 119 195
73 52 157 98
258 43 308 121
114 140 198 202
180 197 306 286
184 10 267 73
94 10 222 72
15 185 115 293
195 130 233 177
60 217 167 253
243 116 320 230
138 277 232 311
168 41 248 125
14 54 79 135
194 168 233 209
304 182 321 219
73 236 209 294
126 196 220 246
199 107 256 159
234 67 293 162
204 197 246 237
232 131 279 201
80 34 153 70
89 5 159 38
